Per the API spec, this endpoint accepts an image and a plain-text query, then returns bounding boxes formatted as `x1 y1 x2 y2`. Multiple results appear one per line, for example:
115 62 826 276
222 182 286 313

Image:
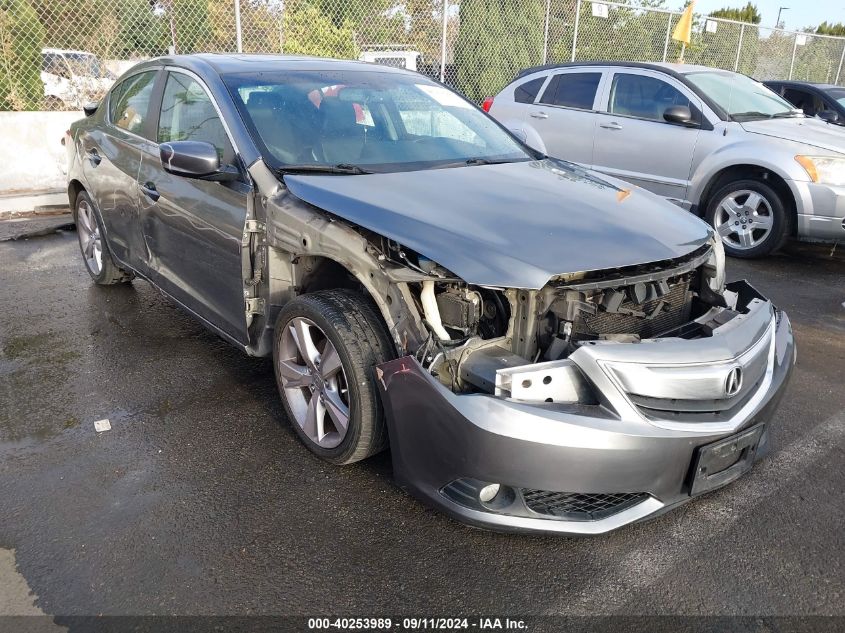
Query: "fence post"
440 0 449 82
570 0 581 63
789 33 798 79
733 23 744 72
662 12 673 62
836 43 845 85
234 0 243 53
543 0 551 64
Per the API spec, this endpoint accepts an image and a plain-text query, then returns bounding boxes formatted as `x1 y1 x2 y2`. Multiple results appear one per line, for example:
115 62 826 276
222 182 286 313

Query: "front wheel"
705 179 789 258
273 289 395 465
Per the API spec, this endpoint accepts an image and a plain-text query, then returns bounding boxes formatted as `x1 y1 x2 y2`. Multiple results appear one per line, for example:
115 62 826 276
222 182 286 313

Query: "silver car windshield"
685 71 799 121
223 70 533 173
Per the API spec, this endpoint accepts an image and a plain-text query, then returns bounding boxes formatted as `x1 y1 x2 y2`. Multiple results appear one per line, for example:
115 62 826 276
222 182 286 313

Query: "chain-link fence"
1 0 844 111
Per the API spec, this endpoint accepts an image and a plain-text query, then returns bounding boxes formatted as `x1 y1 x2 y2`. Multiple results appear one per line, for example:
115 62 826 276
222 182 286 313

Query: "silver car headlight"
795 155 845 186
703 236 726 294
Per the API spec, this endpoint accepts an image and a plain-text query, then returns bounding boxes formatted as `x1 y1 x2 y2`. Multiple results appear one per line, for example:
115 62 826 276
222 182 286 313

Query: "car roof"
516 61 725 79
42 48 96 56
765 80 843 91
129 53 417 78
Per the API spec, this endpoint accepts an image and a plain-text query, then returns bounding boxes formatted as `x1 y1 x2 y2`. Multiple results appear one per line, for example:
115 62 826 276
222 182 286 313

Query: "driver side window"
609 73 690 122
158 72 234 164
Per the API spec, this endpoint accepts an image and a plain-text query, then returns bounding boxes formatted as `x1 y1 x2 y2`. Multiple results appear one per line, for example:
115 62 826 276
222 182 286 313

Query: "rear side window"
609 73 690 121
513 77 546 104
109 70 157 137
539 72 601 109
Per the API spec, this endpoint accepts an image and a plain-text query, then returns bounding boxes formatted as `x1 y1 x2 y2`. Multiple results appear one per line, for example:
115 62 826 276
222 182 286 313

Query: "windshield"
64 53 106 78
685 71 799 121
223 70 533 173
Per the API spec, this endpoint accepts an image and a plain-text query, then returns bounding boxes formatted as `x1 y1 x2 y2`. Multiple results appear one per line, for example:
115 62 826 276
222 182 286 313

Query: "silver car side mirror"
663 105 696 127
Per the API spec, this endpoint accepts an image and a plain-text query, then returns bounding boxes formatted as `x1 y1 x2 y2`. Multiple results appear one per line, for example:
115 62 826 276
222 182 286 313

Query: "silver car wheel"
76 198 103 275
713 189 774 251
278 316 351 450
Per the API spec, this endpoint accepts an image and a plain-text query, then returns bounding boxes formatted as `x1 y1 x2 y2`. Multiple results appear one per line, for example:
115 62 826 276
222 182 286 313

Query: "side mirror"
160 141 238 182
818 110 840 124
663 105 696 126
82 101 99 117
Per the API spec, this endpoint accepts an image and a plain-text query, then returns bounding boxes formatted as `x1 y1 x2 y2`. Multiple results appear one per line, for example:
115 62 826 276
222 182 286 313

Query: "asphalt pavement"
0 229 843 626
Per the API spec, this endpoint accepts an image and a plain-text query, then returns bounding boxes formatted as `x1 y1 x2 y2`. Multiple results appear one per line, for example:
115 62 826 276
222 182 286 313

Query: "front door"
592 70 702 202
137 69 251 345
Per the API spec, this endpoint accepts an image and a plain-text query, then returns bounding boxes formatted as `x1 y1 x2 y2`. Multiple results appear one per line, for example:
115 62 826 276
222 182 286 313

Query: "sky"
686 0 845 31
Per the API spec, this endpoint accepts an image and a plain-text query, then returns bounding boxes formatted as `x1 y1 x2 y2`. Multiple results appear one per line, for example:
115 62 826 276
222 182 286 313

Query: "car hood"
740 117 845 154
284 159 711 289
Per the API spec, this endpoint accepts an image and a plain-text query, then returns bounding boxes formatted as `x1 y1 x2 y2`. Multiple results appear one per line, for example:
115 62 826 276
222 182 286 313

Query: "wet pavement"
0 230 843 619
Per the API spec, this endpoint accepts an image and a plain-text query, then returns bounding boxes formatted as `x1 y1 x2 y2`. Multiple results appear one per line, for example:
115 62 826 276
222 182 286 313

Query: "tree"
815 22 845 37
281 0 358 58
709 3 761 24
455 0 544 102
0 0 45 110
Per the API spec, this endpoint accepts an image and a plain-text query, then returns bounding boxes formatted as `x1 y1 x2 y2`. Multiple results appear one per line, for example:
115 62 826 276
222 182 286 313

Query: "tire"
705 179 789 258
74 191 133 285
273 289 395 465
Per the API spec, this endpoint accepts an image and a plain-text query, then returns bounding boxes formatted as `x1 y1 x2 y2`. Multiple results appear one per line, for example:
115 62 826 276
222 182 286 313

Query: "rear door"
524 69 605 165
592 69 702 202
79 68 161 265
136 68 251 345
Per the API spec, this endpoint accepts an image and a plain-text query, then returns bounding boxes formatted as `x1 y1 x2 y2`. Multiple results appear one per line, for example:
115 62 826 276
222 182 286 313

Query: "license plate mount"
690 424 765 496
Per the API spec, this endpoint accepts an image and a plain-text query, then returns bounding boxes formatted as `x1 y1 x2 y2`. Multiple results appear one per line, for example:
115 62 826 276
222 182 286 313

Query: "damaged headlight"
703 236 726 294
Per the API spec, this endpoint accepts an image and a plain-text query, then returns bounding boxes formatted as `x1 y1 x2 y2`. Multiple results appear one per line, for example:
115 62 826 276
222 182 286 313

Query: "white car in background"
488 62 845 258
42 48 115 110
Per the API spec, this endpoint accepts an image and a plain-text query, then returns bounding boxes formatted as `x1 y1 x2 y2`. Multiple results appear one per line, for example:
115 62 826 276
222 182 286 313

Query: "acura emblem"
725 367 743 397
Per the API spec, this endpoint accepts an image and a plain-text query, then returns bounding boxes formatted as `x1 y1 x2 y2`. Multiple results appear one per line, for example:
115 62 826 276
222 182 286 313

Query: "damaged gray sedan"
66 55 795 535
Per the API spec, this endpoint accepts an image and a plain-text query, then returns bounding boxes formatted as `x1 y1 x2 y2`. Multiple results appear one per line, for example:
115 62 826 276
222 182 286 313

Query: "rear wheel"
74 191 133 285
705 179 788 258
273 289 395 465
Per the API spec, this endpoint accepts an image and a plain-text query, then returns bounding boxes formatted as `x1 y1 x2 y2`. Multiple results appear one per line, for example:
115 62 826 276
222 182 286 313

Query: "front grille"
521 490 649 521
581 276 692 339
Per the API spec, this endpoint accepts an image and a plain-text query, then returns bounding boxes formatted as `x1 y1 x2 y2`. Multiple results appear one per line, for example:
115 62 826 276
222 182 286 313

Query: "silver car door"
524 69 606 166
592 69 703 203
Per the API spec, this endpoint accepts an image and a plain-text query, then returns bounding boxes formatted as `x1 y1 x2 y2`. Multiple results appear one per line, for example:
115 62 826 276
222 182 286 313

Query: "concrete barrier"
0 111 83 197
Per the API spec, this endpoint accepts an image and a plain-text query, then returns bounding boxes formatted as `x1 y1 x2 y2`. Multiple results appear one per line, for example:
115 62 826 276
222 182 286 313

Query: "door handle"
86 149 101 166
530 111 549 119
600 122 623 130
140 182 160 202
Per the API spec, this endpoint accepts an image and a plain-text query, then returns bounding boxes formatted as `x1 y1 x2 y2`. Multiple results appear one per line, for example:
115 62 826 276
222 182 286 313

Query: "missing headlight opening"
399 241 740 402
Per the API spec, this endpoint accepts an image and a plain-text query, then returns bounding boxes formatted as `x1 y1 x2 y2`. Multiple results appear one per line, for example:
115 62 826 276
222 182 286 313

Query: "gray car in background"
488 62 845 258
66 54 794 535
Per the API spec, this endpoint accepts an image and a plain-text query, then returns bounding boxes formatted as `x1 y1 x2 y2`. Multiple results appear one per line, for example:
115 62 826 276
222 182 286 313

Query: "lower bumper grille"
521 490 649 521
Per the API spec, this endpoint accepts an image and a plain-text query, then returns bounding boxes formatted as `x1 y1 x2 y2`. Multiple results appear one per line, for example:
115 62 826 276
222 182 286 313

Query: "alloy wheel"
713 189 774 251
277 317 351 449
76 199 103 275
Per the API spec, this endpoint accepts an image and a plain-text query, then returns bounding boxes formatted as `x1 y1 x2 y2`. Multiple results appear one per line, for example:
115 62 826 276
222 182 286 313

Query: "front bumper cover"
376 280 795 535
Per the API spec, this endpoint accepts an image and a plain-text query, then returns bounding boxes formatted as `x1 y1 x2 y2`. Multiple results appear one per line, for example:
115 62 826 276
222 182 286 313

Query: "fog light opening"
478 483 501 503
